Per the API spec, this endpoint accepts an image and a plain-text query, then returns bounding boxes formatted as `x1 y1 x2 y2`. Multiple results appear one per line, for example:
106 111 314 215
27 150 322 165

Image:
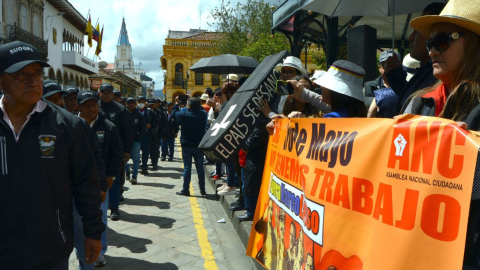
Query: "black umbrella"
189 54 260 74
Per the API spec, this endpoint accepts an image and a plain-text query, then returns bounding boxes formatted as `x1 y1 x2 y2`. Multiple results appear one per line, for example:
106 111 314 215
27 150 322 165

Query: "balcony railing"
6 24 48 61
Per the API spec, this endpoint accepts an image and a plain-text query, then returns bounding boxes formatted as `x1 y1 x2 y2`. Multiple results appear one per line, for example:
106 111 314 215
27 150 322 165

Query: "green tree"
209 0 289 62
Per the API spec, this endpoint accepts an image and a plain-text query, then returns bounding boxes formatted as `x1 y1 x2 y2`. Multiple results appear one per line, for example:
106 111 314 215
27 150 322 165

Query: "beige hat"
274 56 309 77
314 60 365 102
200 94 209 101
410 0 480 37
226 74 238 82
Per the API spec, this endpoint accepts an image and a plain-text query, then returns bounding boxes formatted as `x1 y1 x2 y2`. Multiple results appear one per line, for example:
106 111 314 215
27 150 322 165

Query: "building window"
20 5 28 31
195 73 203 85
33 13 39 37
212 74 220 86
6 0 15 26
174 63 183 86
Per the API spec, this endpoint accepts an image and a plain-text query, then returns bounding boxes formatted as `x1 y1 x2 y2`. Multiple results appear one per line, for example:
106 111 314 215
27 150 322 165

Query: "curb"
204 165 265 270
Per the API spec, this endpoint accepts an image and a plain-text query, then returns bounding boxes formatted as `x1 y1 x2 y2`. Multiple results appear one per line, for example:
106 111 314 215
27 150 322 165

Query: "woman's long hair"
221 83 238 101
408 29 480 121
282 75 320 117
329 90 367 117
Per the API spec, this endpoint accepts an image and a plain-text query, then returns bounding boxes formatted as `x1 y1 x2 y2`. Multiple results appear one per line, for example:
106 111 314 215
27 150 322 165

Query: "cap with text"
43 80 67 98
77 90 100 104
0 41 50 73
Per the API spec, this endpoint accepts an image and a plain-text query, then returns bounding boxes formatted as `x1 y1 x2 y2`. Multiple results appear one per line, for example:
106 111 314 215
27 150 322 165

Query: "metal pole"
392 0 395 49
305 43 308 70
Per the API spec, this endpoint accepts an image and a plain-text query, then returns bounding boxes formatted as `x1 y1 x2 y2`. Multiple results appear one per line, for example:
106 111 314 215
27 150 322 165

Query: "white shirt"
0 96 47 142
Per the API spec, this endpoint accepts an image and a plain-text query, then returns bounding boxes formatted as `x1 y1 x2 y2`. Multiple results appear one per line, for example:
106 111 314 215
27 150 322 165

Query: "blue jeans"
162 137 175 159
181 146 205 192
242 169 258 217
226 159 237 187
215 163 224 175
74 191 108 270
140 136 151 169
109 170 122 210
125 141 141 178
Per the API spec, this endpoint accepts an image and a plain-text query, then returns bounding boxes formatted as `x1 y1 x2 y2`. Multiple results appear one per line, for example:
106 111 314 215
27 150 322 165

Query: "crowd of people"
1 0 480 269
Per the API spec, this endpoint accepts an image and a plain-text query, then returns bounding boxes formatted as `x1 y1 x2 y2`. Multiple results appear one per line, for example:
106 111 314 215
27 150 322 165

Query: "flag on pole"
93 22 100 42
95 25 103 56
86 14 92 47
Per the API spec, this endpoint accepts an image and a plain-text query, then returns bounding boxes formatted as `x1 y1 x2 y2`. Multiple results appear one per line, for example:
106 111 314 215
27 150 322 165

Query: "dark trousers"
32 256 69 270
109 170 122 210
215 163 223 175
150 138 161 166
181 146 205 192
140 136 151 170
162 137 175 159
464 199 480 264
242 168 258 217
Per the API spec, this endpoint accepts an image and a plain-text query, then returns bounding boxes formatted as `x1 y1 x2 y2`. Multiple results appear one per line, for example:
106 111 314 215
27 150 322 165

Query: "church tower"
115 18 134 73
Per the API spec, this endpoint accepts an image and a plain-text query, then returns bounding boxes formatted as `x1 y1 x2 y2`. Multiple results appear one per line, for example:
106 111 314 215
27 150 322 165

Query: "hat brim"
274 63 309 77
79 97 100 105
315 74 365 102
410 15 480 37
44 90 67 98
5 60 50 73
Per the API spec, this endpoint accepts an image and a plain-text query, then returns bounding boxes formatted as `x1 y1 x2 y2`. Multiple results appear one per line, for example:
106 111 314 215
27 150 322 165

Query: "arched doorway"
171 91 184 102
48 68 55 80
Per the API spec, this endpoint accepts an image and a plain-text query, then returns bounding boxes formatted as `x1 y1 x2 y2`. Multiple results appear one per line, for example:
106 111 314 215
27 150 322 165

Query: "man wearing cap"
137 96 158 175
258 56 308 118
162 101 178 161
43 79 67 107
385 2 446 114
98 83 134 220
125 97 145 183
119 97 127 107
113 90 122 103
64 87 79 114
76 90 123 268
363 50 402 108
226 74 239 85
200 93 211 113
0 41 104 268
148 98 165 171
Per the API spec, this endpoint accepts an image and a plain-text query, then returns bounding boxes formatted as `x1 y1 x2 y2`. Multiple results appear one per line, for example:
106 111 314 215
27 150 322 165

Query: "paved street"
69 140 256 270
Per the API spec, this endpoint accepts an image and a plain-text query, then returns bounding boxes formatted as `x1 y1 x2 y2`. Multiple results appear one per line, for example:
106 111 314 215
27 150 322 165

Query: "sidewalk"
68 140 256 270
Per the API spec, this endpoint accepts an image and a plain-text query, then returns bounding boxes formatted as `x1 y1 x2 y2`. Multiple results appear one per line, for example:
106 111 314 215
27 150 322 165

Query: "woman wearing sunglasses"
409 0 480 267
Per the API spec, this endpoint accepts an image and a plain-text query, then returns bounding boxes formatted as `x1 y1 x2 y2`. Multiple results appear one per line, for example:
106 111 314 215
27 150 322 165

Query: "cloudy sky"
69 0 282 91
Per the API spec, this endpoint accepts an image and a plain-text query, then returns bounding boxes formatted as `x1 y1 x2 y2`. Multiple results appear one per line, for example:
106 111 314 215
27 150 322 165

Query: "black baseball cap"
126 97 136 103
167 102 173 106
64 87 79 97
155 98 161 103
99 83 114 92
113 90 121 96
77 90 100 104
0 41 50 73
147 98 155 105
120 97 126 102
137 96 146 101
43 80 67 98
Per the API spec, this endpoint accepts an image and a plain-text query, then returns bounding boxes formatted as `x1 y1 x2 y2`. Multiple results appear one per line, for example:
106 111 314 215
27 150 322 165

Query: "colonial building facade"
161 29 222 101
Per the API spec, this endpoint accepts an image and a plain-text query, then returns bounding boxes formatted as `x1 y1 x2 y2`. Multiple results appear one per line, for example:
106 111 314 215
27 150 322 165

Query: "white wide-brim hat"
274 56 309 77
314 60 365 102
410 0 480 37
310 70 327 82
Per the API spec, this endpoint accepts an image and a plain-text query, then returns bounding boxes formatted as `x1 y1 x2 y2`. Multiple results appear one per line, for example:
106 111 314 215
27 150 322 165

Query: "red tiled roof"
183 32 222 40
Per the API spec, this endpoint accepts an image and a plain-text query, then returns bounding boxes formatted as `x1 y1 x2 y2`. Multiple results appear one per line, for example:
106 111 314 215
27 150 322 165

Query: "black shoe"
176 190 190 196
200 190 206 196
141 169 149 175
161 157 166 161
130 178 137 185
110 209 120 221
229 204 245 211
152 165 158 171
168 158 173 161
119 194 124 201
126 170 130 180
237 214 253 222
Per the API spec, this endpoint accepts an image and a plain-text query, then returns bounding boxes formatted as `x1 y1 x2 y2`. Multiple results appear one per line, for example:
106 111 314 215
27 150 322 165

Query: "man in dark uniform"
149 98 165 170
113 90 122 103
76 90 123 268
162 101 178 161
0 41 105 269
119 96 127 107
125 97 146 184
43 80 67 107
137 96 157 175
64 87 79 114
98 83 133 221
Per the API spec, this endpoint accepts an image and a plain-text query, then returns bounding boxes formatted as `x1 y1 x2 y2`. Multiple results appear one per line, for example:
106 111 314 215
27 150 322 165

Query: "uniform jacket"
80 118 107 192
91 113 124 178
154 108 166 139
139 108 158 139
99 101 134 154
165 110 179 138
0 101 105 269
129 108 146 143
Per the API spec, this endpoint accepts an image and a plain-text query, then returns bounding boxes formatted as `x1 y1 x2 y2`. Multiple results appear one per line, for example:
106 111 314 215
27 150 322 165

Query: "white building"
43 0 98 90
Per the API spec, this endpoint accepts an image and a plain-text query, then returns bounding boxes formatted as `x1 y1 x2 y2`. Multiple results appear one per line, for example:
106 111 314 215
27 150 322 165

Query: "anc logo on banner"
247 115 480 270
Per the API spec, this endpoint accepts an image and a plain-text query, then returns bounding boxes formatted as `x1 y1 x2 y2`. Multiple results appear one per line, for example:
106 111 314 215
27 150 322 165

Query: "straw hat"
226 74 238 82
314 60 365 102
274 56 309 77
410 0 480 37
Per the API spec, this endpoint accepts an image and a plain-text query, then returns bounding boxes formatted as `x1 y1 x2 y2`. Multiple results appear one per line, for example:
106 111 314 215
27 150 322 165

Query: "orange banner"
247 115 480 270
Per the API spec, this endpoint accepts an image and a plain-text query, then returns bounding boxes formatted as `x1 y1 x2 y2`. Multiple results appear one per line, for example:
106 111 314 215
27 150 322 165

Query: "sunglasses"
425 32 464 52
280 69 296 76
